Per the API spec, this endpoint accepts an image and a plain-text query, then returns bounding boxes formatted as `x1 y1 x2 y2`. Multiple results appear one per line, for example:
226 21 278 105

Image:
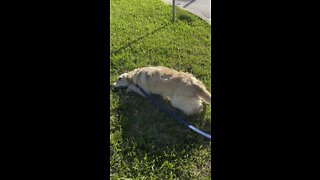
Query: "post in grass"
172 0 176 22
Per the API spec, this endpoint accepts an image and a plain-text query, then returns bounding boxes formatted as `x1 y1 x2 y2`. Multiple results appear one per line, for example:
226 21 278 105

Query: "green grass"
110 0 211 179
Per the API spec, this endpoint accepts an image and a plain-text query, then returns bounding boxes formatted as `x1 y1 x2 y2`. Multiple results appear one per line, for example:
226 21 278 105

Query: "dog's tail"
195 84 211 104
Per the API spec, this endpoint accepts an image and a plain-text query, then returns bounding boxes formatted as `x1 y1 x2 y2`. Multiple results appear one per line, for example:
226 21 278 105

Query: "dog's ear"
126 73 134 85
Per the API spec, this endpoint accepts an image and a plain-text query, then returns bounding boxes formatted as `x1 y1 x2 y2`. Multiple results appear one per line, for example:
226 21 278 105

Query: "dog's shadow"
110 88 211 176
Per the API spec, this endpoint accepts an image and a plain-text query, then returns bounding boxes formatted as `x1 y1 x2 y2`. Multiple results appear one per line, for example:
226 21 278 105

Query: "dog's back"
131 66 211 104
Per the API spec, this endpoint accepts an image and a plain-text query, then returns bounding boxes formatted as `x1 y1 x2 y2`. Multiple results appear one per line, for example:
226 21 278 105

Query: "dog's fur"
112 66 211 116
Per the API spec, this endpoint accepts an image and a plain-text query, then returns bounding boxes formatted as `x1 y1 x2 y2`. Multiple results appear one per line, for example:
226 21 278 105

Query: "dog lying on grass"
112 66 211 116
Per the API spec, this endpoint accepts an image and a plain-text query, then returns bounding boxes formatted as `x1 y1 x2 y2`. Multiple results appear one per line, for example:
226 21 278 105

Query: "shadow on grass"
178 14 194 25
111 88 211 177
111 23 170 56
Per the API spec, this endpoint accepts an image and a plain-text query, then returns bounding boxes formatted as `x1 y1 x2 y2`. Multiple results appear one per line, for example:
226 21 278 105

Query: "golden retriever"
112 66 211 116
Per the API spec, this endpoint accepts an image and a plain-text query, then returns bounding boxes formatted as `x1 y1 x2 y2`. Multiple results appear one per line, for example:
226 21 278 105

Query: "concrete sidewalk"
162 0 211 25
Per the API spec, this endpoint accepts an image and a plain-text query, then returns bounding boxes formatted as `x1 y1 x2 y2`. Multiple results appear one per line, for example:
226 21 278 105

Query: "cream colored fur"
112 66 211 116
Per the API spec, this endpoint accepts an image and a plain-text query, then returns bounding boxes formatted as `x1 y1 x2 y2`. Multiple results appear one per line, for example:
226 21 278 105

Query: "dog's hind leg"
171 96 203 116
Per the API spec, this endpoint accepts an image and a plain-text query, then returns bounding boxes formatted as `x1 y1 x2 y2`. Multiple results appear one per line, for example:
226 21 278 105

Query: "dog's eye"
118 77 122 80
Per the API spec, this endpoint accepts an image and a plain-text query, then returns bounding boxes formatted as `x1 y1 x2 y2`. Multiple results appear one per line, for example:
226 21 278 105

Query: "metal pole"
172 0 175 22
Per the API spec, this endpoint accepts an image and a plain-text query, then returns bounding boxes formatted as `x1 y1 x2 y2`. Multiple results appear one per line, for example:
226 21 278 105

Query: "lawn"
110 0 212 179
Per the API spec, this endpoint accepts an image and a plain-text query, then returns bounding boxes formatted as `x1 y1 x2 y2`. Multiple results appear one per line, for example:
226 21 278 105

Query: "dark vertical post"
172 0 175 22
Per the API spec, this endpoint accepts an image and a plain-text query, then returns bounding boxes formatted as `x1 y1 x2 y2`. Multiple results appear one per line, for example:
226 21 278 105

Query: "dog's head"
112 73 130 88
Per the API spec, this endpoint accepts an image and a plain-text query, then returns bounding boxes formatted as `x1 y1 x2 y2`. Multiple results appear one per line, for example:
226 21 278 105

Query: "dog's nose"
111 83 117 90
